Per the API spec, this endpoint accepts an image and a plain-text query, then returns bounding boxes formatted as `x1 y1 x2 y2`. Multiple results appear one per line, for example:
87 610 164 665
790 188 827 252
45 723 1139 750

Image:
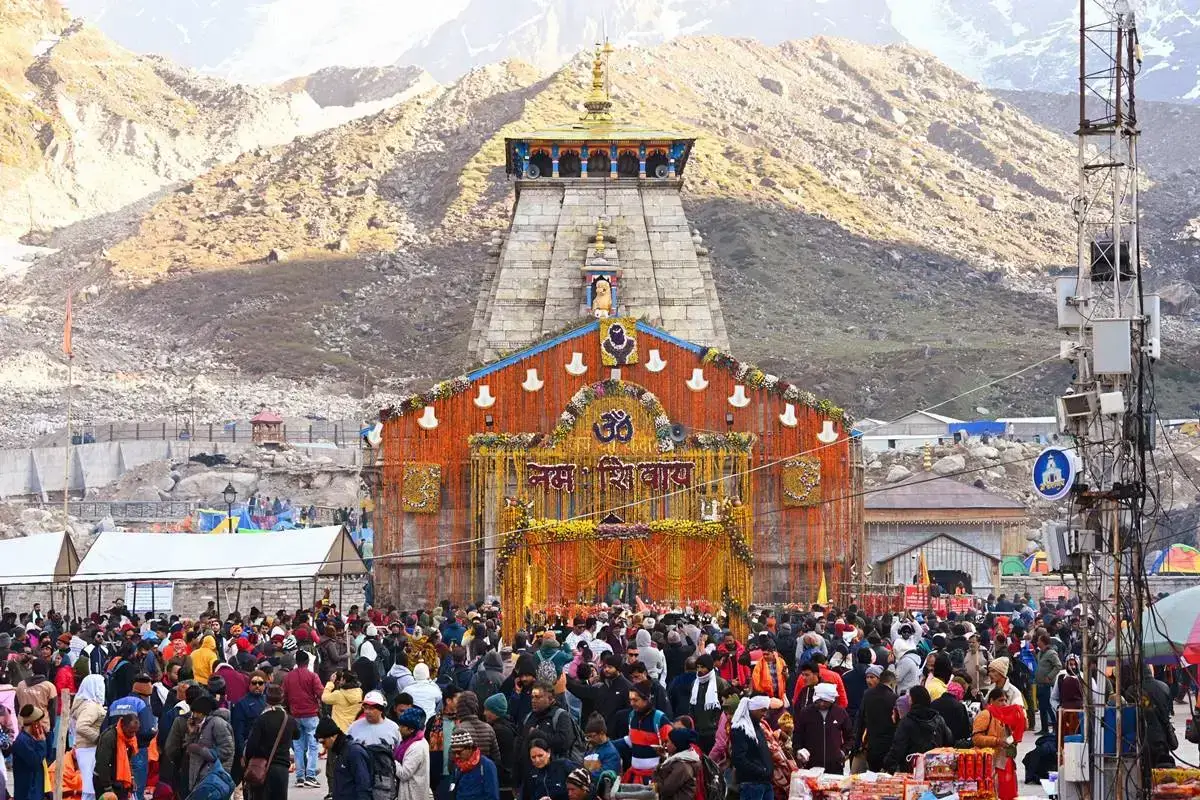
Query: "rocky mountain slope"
4 35 1200 447
0 0 434 240
67 0 1200 103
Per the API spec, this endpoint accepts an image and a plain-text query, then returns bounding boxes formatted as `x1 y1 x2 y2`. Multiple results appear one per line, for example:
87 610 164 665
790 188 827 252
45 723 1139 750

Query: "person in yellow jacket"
189 636 219 686
320 670 363 733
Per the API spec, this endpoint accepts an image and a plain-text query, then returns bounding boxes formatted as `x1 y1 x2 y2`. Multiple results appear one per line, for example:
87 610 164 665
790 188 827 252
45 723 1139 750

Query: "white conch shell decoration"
817 419 839 443
686 368 708 392
417 406 439 430
645 349 667 372
728 385 750 408
565 352 587 376
473 385 496 409
779 403 798 428
522 369 544 392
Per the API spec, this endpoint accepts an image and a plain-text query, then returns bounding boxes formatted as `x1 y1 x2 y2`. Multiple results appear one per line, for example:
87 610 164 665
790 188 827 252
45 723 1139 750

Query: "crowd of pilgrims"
0 593 1180 800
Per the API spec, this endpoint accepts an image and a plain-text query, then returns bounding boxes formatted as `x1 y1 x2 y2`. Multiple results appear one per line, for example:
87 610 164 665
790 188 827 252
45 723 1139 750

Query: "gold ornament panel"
402 463 442 513
781 456 822 507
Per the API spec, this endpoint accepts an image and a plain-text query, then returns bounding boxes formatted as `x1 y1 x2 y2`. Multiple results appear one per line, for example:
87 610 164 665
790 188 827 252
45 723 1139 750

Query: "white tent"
0 531 81 585
72 526 367 582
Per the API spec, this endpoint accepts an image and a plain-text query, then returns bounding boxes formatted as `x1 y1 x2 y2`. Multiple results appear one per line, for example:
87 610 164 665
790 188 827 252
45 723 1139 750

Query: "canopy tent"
1105 585 1200 664
1149 544 1200 575
1000 555 1028 576
0 531 80 585
1024 551 1050 574
72 526 367 582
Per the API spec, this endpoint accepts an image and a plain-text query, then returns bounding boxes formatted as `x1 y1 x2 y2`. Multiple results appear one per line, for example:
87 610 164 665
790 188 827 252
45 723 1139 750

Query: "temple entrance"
617 150 640 177
589 150 610 176
470 378 755 638
559 150 582 177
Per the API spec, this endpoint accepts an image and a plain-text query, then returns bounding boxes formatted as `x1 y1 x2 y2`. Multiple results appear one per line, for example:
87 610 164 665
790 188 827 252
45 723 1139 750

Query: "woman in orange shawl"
972 687 1027 800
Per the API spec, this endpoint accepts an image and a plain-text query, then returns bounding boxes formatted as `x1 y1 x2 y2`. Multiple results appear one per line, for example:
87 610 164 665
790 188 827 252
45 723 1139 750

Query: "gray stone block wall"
471 179 730 363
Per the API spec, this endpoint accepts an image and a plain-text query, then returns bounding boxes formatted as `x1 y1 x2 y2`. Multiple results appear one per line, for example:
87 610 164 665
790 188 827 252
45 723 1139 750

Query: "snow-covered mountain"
65 0 1200 101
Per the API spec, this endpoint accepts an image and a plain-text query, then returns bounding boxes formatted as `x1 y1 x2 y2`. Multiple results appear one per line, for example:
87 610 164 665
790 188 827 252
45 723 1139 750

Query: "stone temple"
469 43 729 361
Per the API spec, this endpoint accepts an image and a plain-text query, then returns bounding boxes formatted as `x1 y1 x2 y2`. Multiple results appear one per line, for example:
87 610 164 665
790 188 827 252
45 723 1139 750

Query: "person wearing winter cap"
448 728 498 800
346 690 400 749
986 657 1025 708
566 767 595 800
792 683 848 772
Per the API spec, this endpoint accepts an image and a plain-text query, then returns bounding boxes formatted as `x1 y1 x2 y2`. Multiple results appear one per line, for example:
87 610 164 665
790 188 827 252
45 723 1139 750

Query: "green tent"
1001 555 1028 576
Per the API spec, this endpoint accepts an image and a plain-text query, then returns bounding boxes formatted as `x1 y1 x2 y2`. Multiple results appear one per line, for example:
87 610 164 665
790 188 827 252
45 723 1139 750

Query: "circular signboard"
1031 446 1075 502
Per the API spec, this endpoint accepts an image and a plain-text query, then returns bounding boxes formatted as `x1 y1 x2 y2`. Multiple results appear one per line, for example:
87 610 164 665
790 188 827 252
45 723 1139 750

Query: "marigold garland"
550 379 674 451
495 509 754 585
701 348 853 430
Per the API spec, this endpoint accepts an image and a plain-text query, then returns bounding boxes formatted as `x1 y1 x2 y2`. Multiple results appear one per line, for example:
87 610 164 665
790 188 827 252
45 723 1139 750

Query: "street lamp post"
223 482 238 534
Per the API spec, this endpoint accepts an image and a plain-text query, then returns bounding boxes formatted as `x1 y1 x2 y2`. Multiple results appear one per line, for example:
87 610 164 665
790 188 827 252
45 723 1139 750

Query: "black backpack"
699 753 727 800
365 743 398 800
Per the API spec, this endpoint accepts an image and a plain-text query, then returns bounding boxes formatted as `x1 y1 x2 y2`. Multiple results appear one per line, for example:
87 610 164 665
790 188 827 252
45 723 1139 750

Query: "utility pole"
1054 2 1156 800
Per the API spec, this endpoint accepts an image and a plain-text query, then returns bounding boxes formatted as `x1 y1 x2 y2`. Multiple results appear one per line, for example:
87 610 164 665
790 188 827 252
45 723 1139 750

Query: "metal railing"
68 420 362 447
66 500 200 522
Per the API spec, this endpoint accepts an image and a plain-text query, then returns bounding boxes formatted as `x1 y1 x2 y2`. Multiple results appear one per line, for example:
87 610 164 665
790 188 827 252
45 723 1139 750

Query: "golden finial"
594 217 606 254
582 39 613 122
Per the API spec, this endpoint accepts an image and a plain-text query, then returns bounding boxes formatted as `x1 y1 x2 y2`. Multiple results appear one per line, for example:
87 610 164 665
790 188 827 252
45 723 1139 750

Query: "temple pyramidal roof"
866 474 1026 511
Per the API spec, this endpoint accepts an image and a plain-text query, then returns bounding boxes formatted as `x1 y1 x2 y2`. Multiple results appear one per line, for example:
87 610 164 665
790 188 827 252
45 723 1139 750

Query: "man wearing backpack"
616 684 673 784
516 682 581 789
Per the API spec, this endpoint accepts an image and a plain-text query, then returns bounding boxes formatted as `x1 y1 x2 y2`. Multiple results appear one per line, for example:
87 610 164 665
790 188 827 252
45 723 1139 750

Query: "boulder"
172 471 259 500
969 445 1000 460
932 454 966 476
758 76 787 97
977 194 1004 211
1158 281 1198 315
886 465 912 483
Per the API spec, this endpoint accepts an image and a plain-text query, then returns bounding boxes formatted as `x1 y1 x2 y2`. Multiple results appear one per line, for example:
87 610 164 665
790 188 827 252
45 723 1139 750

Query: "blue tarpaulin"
947 420 1007 437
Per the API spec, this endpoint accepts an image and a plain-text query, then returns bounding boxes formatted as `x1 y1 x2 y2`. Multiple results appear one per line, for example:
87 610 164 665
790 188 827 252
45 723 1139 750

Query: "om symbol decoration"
593 409 634 444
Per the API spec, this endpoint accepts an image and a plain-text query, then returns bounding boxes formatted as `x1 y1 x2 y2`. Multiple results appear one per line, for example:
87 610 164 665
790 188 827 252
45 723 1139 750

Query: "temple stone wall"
471 178 729 362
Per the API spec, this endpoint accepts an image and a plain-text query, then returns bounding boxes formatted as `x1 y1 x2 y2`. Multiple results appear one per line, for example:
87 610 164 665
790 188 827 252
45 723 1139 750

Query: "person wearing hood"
632 630 667 688
1050 653 1083 736
883 686 953 773
454 691 501 764
407 662 442 721
472 652 506 708
71 674 107 800
842 648 873 723
654 727 700 800
893 639 923 696
663 630 696 685
534 633 572 680
793 683 850 774
185 693 235 790
852 665 896 772
189 636 219 686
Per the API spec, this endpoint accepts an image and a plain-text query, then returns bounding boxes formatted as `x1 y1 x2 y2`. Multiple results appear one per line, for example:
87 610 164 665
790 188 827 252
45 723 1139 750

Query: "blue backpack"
187 750 235 800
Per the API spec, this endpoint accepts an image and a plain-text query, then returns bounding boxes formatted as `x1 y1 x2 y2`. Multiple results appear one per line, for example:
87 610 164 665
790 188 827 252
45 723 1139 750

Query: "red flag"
63 293 72 357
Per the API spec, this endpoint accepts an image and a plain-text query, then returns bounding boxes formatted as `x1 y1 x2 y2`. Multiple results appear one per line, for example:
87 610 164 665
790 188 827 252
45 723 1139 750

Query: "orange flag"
63 293 73 357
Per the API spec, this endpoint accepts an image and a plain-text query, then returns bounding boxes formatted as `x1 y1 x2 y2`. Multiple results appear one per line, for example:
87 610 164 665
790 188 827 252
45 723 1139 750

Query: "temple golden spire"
594 217 606 254
581 39 614 122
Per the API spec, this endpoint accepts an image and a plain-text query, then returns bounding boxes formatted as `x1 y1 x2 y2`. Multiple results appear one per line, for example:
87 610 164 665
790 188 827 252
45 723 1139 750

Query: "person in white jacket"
406 662 442 721
634 629 668 688
394 706 432 800
893 639 924 696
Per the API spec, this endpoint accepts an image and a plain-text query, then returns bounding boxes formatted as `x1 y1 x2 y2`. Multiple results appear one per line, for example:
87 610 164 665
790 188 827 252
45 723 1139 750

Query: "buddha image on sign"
592 276 613 318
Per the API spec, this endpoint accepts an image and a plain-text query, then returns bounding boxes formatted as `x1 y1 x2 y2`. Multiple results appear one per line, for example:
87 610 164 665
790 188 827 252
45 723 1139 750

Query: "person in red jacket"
282 650 325 788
